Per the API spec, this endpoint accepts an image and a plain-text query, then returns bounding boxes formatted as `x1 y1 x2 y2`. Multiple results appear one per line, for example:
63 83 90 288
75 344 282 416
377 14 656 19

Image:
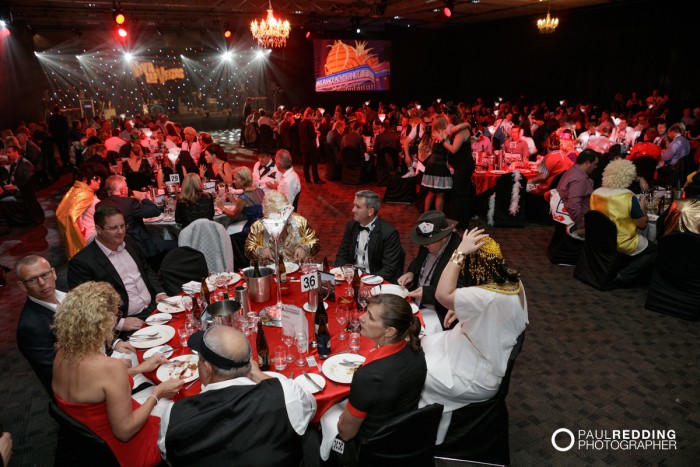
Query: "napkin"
319 400 347 461
182 281 201 294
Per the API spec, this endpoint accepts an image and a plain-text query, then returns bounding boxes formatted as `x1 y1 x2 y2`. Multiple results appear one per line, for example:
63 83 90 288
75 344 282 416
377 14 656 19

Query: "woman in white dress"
420 228 528 442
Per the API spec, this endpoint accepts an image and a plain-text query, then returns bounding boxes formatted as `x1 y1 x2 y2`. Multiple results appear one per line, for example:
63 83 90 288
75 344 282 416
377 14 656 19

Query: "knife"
302 371 323 392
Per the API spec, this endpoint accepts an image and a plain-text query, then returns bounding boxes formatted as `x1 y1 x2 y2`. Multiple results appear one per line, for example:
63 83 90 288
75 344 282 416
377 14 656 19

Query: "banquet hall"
1 1 699 466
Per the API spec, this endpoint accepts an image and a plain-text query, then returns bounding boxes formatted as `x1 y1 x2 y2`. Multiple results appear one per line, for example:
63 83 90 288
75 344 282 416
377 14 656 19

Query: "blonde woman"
52 281 184 467
245 190 320 263
218 166 264 237
175 173 214 228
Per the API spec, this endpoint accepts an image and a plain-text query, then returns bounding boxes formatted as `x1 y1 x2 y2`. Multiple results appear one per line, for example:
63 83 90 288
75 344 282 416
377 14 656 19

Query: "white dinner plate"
475 170 486 174
303 301 329 312
361 275 383 285
322 354 365 384
329 267 362 282
263 371 287 380
145 313 172 326
157 298 186 314
294 373 326 394
129 325 176 349
206 272 242 288
371 284 409 299
490 170 506 174
285 262 300 274
143 345 174 359
144 214 165 223
156 354 199 383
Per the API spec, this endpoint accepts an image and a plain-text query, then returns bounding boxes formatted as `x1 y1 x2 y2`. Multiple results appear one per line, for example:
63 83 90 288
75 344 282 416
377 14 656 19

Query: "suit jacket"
406 233 465 326
298 118 317 153
16 298 57 396
96 194 161 257
373 130 401 153
335 217 405 283
68 235 164 317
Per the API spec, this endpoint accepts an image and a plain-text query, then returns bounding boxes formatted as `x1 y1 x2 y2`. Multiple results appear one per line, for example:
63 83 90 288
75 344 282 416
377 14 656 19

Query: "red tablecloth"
472 169 539 195
137 269 414 423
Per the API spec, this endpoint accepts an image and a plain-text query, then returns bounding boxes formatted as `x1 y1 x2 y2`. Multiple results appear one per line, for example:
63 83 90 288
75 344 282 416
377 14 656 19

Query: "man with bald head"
158 325 316 465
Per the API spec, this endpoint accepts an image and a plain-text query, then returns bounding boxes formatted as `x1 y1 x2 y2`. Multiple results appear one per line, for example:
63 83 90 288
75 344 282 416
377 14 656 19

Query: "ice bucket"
243 267 274 303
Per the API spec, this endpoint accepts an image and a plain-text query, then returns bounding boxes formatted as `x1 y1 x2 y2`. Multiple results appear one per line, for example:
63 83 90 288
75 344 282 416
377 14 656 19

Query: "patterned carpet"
1 146 698 466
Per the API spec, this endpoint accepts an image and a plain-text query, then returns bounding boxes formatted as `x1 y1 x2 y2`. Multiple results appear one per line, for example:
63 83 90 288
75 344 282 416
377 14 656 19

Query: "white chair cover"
178 218 234 273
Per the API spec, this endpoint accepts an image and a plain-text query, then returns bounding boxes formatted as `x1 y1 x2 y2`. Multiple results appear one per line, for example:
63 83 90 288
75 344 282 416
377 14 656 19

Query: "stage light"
256 50 265 59
114 11 126 25
118 27 128 38
305 31 311 39
443 0 454 18
222 51 232 61
0 20 6 28
224 24 232 39
124 52 133 61
113 3 128 39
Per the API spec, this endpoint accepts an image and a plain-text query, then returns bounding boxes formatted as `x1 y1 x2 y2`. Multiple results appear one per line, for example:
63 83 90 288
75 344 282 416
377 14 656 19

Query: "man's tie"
260 165 270 177
359 226 370 232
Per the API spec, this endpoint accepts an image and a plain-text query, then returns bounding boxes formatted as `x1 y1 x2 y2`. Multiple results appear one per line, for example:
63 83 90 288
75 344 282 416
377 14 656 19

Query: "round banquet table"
472 168 540 195
136 268 423 424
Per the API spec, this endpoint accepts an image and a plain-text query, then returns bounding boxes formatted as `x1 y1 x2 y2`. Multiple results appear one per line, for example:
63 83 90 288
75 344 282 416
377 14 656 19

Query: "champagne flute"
294 331 307 367
281 326 295 362
182 295 193 317
343 264 354 292
336 305 349 341
357 286 372 314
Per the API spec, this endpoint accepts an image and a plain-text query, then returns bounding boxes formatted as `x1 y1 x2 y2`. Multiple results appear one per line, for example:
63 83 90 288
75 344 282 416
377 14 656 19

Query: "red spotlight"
305 31 311 39
443 7 452 17
224 30 232 39
118 27 128 38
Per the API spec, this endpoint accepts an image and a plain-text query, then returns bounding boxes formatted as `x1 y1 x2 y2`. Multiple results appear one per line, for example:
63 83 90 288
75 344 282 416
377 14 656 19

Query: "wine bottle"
316 315 331 360
278 256 287 283
192 294 202 321
352 267 361 301
322 257 330 273
315 285 328 333
252 260 262 278
200 277 211 307
257 321 270 370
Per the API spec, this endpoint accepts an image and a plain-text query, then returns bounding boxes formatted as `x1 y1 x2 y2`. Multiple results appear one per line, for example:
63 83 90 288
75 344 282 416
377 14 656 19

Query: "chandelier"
250 1 291 48
537 9 559 34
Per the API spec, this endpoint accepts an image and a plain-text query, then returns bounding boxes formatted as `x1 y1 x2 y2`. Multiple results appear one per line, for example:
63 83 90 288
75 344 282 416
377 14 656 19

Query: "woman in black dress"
439 111 475 231
421 114 453 213
174 173 214 228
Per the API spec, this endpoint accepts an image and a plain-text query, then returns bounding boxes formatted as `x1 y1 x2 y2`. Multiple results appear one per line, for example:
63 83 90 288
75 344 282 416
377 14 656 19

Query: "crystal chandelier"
250 0 291 48
537 9 559 34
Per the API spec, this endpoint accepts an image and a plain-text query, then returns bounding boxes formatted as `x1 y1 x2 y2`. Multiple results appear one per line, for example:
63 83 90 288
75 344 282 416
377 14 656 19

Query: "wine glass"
357 286 372 313
281 326 296 362
336 305 349 341
182 295 193 316
343 264 354 292
294 331 307 367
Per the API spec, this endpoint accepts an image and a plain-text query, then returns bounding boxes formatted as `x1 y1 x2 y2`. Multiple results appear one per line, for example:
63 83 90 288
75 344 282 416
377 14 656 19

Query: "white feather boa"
487 170 522 226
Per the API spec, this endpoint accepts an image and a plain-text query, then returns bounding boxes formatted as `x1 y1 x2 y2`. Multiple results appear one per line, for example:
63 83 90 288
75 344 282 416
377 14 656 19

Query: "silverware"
156 345 173 354
130 332 160 341
288 372 294 379
162 297 182 305
339 360 362 368
302 371 323 391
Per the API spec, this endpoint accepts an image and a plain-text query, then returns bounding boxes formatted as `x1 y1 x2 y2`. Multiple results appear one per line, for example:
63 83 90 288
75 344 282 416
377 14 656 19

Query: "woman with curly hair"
590 158 655 286
52 281 184 466
421 229 528 443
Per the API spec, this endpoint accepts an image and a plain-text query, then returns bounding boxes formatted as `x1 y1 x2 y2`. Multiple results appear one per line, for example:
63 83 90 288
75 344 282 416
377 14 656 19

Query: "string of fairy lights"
34 44 273 116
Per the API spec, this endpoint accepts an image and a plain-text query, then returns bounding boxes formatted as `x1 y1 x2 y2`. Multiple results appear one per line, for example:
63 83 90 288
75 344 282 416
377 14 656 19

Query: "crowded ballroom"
1 0 699 465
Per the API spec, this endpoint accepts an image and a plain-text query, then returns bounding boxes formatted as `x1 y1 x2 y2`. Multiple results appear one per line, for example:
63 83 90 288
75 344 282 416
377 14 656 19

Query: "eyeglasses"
23 269 54 286
101 224 126 232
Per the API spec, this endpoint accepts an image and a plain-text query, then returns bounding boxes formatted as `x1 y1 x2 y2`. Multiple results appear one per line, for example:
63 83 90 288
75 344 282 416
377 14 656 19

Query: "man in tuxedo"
96 175 176 267
335 190 405 283
16 255 133 395
158 325 316 465
68 205 170 332
398 211 464 330
251 152 278 194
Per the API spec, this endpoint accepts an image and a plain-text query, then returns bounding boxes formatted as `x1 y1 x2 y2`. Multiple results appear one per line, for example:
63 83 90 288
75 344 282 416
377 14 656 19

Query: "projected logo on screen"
314 40 390 92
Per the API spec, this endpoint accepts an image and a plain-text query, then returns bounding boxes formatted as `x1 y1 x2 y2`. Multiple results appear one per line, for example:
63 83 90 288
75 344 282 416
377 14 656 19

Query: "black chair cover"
632 156 658 184
257 124 276 155
341 147 364 185
573 210 631 290
645 232 700 321
374 147 400 186
357 403 444 467
491 172 526 227
434 331 525 465
384 174 417 204
158 246 209 296
547 222 584 266
48 400 120 467
323 143 342 181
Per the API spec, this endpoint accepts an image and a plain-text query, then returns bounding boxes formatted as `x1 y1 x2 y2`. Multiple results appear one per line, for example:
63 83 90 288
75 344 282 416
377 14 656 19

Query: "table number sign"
169 174 180 183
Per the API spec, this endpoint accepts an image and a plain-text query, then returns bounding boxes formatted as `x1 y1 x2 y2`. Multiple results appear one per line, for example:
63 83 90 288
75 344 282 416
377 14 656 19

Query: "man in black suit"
398 211 465 330
15 255 134 395
298 107 324 184
335 190 405 283
96 175 176 267
0 144 44 229
68 205 170 333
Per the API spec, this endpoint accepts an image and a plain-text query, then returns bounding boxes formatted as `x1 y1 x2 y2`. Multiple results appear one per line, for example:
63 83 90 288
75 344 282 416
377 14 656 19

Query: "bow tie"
359 226 371 232
259 165 270 176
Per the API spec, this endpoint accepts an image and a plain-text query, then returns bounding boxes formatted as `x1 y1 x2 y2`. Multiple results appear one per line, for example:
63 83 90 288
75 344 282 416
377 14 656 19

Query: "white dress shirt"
252 160 279 193
354 217 377 273
278 167 301 206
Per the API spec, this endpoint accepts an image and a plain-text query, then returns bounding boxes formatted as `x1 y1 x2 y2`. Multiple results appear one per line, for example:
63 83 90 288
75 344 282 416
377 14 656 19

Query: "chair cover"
178 218 234 273
48 400 119 467
632 156 658 184
488 171 526 227
323 143 343 181
341 147 364 185
357 403 443 467
434 331 525 466
645 232 700 321
384 174 417 204
548 222 584 266
375 147 400 186
573 211 630 290
257 124 276 155
158 246 209 296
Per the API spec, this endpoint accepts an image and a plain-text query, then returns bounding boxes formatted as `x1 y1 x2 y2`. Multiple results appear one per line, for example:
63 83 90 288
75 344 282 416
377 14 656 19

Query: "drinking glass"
273 346 287 371
185 319 198 336
294 331 307 367
178 326 189 348
281 326 296 362
349 311 361 335
336 305 349 341
246 312 259 335
357 286 372 313
182 295 193 316
349 332 361 354
343 264 354 292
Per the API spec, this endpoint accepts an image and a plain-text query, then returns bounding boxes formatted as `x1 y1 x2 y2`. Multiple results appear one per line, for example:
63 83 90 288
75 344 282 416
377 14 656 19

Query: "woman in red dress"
52 281 184 466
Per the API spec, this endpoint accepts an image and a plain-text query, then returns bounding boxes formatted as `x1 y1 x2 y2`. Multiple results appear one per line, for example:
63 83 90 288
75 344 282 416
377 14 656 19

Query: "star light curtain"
35 44 271 116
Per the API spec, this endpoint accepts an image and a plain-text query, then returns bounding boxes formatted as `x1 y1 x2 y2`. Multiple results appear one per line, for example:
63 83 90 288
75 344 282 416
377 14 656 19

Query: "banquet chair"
573 210 631 290
645 232 700 321
434 331 525 466
356 403 443 467
257 124 276 155
375 147 400 186
632 156 658 185
340 146 365 185
178 218 234 273
488 171 527 227
384 173 417 204
547 222 583 266
324 143 343 181
48 400 120 467
158 246 209 296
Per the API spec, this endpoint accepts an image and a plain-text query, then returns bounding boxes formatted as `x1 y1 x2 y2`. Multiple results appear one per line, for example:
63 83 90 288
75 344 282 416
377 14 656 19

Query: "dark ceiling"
3 0 625 35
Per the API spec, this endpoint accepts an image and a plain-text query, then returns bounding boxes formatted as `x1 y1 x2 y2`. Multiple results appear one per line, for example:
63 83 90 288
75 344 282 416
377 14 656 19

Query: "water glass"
349 332 361 354
308 287 319 311
281 327 296 362
182 295 193 315
357 286 372 313
178 326 189 348
273 346 287 371
343 264 354 286
294 331 307 367
336 305 349 340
